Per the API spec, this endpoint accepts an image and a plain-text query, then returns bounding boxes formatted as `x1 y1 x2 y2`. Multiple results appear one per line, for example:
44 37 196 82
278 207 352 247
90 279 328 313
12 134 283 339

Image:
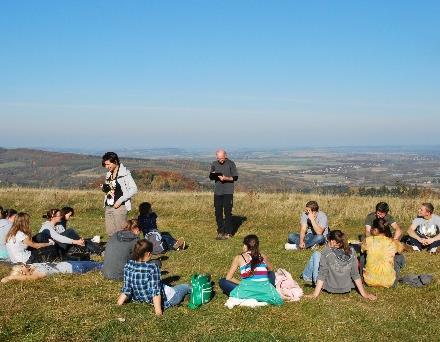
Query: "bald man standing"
209 149 238 240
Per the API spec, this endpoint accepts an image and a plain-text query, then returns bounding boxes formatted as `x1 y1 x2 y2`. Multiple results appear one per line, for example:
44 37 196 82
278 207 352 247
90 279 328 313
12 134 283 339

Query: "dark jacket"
102 230 139 280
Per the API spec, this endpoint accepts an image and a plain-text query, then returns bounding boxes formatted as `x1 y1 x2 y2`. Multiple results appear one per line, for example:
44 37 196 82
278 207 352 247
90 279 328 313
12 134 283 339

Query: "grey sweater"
209 159 238 195
102 230 139 280
317 246 360 293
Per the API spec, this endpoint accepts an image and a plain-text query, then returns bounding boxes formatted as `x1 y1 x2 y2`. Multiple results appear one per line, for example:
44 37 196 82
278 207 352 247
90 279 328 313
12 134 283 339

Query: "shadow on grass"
231 215 247 235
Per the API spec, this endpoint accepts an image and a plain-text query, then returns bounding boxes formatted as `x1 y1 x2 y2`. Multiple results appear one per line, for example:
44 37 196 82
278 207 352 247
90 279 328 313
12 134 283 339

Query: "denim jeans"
406 236 440 251
302 251 321 283
161 232 177 251
219 271 276 295
164 284 192 308
67 261 103 273
287 233 326 249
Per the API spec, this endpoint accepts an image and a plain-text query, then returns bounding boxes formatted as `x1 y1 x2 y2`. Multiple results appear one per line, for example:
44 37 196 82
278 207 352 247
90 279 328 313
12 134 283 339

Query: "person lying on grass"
117 239 191 316
138 202 185 253
219 234 283 305
1 261 103 283
305 230 376 301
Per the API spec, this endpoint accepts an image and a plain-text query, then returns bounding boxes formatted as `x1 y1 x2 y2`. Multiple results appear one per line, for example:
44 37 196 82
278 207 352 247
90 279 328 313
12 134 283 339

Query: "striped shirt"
239 253 269 282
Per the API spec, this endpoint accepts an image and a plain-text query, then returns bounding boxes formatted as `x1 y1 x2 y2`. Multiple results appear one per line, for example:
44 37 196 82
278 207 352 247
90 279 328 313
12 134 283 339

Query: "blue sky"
1 1 439 150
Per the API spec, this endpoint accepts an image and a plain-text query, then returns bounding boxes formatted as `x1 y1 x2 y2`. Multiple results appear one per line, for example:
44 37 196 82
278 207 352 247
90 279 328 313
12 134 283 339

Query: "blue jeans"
302 251 321 283
287 233 326 248
164 284 191 308
161 232 177 251
219 271 276 295
406 236 440 251
67 261 103 273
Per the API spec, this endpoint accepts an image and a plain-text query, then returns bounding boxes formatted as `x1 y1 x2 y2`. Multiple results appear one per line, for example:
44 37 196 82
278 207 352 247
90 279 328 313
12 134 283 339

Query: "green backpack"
188 274 213 309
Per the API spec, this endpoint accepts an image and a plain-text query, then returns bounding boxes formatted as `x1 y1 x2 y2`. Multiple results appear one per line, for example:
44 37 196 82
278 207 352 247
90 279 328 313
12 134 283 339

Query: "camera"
102 184 111 193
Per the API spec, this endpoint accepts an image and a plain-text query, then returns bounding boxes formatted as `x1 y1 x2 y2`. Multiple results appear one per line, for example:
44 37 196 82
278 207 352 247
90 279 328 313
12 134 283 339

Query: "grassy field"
0 188 439 341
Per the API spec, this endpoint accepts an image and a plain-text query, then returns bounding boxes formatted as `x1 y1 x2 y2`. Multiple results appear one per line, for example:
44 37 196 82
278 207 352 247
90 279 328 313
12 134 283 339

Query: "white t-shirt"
6 231 31 264
412 214 440 238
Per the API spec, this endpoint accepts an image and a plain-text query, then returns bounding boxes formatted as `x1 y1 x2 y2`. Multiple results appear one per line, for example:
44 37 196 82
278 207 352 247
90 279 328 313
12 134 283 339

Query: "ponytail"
243 234 263 272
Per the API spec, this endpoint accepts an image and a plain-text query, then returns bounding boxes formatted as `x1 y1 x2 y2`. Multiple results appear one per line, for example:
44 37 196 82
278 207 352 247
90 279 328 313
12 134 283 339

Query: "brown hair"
131 240 153 261
422 202 434 214
5 212 31 243
243 234 263 272
42 208 60 220
371 218 392 237
328 230 351 255
123 219 139 232
306 201 319 212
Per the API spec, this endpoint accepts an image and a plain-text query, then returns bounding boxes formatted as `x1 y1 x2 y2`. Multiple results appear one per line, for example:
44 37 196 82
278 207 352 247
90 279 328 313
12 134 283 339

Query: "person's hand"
304 293 318 299
363 293 377 301
299 241 306 249
75 238 85 246
114 202 121 209
155 309 163 316
218 175 225 182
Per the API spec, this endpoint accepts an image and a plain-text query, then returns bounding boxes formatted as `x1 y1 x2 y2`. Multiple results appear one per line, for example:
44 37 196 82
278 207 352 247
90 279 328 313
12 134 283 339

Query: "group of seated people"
0 199 438 315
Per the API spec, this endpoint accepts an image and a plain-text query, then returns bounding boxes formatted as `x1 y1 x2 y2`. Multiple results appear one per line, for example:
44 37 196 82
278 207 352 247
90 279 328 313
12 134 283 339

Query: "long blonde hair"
5 212 31 243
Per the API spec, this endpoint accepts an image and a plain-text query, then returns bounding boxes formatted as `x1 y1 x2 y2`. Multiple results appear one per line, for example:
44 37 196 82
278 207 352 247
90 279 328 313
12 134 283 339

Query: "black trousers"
214 194 233 235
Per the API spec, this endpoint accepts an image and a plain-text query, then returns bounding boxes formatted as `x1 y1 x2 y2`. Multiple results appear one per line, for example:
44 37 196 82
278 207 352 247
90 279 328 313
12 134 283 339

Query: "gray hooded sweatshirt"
317 246 360 293
102 230 139 280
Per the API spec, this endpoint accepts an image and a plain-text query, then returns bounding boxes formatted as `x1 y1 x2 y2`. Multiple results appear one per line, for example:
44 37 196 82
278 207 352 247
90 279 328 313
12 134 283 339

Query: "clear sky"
1 1 439 150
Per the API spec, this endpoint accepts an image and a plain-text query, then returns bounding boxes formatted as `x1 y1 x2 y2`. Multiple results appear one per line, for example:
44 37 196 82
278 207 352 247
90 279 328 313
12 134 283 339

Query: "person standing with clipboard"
209 149 238 240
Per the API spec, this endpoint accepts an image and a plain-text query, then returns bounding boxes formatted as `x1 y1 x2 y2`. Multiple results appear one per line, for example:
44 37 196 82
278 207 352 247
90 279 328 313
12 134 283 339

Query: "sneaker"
173 237 185 251
216 233 225 240
412 245 421 252
91 235 101 243
285 243 297 250
429 247 437 254
224 234 232 239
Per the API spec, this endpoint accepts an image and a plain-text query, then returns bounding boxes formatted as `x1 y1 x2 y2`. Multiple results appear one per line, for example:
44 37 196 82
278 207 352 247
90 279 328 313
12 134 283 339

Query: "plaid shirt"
121 260 168 308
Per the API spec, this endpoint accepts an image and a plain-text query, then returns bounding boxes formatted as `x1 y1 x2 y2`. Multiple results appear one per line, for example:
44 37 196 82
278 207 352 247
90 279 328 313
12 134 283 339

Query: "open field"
0 188 439 341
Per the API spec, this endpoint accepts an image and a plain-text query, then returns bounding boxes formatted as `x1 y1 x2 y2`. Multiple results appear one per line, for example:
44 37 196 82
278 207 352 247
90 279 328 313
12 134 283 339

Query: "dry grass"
0 188 439 341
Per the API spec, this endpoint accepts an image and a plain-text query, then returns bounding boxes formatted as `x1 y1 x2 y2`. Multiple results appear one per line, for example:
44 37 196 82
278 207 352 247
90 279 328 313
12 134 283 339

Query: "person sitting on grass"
305 230 376 301
138 202 185 253
1 260 103 283
364 202 402 240
361 218 405 288
117 240 191 316
286 201 329 250
103 219 143 280
36 209 85 250
0 209 17 260
219 234 282 305
5 212 56 264
405 202 440 253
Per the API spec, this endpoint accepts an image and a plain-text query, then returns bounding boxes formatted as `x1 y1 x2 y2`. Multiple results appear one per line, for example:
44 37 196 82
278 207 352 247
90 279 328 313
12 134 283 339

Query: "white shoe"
285 243 297 250
429 247 437 254
91 235 101 243
412 245 420 251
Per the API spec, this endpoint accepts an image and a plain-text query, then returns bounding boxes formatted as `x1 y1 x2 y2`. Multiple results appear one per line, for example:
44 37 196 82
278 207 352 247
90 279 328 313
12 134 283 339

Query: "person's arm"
365 225 372 237
390 222 402 240
45 225 84 246
353 278 377 300
115 171 138 208
262 254 273 271
407 222 425 242
153 295 163 316
299 223 308 249
225 255 241 284
425 234 440 245
308 211 325 235
1 270 46 283
305 279 324 299
117 293 129 305
23 236 52 249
